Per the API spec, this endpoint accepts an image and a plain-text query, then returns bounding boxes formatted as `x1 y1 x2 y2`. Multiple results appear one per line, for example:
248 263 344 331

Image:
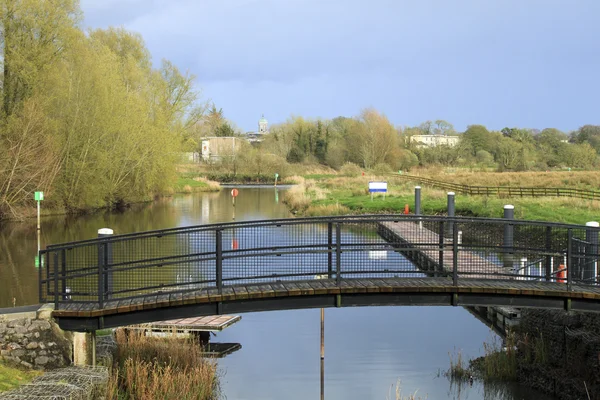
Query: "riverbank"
283 175 600 224
0 361 41 392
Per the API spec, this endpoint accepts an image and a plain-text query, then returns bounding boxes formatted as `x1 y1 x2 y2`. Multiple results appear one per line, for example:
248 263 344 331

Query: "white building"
410 134 460 148
246 114 269 143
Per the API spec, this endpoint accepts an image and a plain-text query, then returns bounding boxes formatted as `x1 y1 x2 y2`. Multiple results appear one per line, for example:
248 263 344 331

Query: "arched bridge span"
38 215 600 331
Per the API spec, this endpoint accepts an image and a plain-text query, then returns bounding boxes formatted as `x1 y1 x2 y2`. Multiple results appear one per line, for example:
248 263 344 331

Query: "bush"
372 163 393 175
340 162 363 177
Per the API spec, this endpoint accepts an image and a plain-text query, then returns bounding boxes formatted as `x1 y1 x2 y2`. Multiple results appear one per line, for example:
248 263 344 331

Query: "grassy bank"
174 175 221 193
106 329 219 399
0 361 41 392
284 175 600 224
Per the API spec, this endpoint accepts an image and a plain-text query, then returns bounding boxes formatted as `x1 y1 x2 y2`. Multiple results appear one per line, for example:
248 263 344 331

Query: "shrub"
340 162 363 177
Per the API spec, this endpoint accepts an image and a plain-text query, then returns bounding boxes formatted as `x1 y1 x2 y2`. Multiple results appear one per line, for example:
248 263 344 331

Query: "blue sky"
80 0 600 133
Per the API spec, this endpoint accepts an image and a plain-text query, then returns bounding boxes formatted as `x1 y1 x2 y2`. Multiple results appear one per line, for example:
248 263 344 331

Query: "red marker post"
231 188 239 220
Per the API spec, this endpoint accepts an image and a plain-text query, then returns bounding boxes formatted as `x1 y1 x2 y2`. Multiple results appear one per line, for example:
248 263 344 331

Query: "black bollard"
585 222 599 283
503 206 514 272
98 228 114 302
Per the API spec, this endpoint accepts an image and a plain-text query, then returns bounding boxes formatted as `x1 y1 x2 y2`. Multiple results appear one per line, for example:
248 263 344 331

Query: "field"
283 174 600 224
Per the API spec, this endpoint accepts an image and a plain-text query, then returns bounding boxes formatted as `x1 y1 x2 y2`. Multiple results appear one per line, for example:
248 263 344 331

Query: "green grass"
309 186 600 224
302 174 338 180
174 176 220 193
0 361 41 392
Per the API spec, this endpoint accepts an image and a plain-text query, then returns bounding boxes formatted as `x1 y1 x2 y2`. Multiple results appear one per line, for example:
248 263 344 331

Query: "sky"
80 0 600 133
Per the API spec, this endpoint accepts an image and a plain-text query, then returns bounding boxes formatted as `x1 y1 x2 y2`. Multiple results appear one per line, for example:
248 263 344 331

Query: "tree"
433 120 454 135
352 109 397 169
461 125 494 156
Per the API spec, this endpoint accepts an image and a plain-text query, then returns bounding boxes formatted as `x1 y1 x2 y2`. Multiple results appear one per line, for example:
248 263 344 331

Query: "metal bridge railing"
38 215 600 310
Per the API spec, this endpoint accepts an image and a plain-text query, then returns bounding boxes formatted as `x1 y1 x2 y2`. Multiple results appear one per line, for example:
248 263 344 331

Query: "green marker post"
274 173 279 187
34 191 44 231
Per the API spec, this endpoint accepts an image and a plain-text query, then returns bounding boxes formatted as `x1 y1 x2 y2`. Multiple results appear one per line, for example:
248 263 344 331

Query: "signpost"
274 173 279 187
368 181 388 201
34 191 44 268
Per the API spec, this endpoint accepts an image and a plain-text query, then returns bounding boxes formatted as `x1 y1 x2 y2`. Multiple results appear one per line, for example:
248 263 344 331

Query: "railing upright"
53 252 59 309
545 226 552 281
216 229 223 293
61 249 66 301
336 223 341 284
38 251 43 303
452 222 458 286
567 229 573 291
438 221 445 277
327 222 333 278
98 244 105 309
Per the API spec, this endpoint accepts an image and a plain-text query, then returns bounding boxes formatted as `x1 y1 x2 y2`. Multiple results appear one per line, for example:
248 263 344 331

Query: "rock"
28 320 51 331
20 360 33 369
47 342 56 348
39 350 47 356
8 343 22 350
12 349 25 358
35 356 49 365
38 342 45 349
0 350 10 357
7 318 26 328
26 342 39 350
14 326 28 334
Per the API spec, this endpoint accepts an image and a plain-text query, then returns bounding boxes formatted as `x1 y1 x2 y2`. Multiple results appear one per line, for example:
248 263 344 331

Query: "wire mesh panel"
39 214 600 309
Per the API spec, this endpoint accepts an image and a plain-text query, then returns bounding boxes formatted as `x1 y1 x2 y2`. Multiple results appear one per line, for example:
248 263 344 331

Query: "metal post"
335 223 341 284
452 223 458 286
503 205 514 273
37 201 41 231
447 192 455 234
97 245 104 309
415 186 421 215
216 230 223 292
61 249 67 301
320 308 325 360
545 226 552 282
98 229 113 301
327 222 333 278
567 229 573 291
585 222 599 283
53 252 59 309
438 221 445 277
91 331 96 366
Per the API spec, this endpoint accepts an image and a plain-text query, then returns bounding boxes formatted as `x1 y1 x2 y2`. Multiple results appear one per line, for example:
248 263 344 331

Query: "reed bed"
106 329 219 400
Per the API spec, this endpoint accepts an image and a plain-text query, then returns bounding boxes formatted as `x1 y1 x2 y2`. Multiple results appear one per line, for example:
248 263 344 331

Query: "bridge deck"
52 277 600 319
379 221 505 277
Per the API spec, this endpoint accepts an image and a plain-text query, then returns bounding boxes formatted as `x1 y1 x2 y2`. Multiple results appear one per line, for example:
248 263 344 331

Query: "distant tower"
258 114 268 134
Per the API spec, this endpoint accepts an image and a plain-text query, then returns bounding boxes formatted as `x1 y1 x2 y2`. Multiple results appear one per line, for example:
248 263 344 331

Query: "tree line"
245 109 600 174
0 0 205 219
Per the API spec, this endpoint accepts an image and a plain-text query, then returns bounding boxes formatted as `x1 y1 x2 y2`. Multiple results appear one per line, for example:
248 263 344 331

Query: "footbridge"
38 215 600 331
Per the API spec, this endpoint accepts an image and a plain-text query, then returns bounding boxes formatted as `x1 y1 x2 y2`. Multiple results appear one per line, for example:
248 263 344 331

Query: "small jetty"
378 221 505 278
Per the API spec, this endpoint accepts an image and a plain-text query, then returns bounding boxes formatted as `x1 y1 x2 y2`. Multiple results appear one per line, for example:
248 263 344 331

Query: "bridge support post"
447 192 455 235
73 331 96 366
585 222 599 283
503 205 514 273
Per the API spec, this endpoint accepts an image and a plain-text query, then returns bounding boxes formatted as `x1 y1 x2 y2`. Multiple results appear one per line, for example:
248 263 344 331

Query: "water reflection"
0 187 556 400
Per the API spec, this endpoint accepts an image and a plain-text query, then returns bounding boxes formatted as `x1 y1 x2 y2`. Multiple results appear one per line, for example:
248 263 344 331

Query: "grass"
0 361 42 392
174 176 221 193
283 174 600 224
106 329 219 399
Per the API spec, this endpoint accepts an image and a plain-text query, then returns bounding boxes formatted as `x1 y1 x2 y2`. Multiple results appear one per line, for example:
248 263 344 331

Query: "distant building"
245 114 269 143
201 137 243 162
410 134 460 148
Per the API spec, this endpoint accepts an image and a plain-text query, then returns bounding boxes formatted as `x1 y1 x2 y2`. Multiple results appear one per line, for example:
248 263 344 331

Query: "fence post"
452 222 458 286
336 223 341 285
328 222 333 278
447 192 455 235
545 226 552 282
216 229 223 292
98 229 113 301
503 205 515 273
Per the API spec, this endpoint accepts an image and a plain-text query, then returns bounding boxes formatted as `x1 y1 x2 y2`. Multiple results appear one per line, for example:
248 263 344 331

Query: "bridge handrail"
38 214 600 310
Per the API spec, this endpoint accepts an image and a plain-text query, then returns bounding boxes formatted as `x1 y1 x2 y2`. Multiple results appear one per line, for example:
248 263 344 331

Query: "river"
0 187 555 399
